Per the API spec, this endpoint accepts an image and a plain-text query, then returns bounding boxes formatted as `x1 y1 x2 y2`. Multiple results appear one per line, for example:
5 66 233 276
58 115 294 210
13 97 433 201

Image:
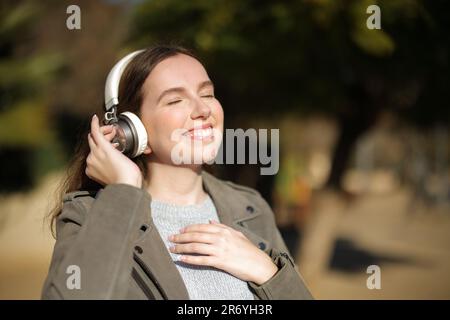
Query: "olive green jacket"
41 171 313 300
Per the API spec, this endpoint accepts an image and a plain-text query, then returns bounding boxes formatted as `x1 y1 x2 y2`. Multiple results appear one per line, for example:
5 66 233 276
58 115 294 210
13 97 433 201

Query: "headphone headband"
104 49 145 111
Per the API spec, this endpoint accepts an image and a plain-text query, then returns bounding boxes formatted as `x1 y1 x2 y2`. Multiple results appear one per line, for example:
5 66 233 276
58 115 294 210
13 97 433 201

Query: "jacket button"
258 242 266 250
134 246 143 254
246 205 255 214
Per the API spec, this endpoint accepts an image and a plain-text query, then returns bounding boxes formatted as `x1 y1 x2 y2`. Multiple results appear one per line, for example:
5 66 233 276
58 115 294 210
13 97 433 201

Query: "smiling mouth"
183 124 214 140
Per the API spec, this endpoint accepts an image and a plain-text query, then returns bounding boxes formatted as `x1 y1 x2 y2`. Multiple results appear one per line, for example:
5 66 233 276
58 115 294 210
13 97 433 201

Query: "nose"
190 97 211 120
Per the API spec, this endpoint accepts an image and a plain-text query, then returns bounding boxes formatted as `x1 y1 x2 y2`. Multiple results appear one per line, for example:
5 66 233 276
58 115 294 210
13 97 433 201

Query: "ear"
143 144 152 155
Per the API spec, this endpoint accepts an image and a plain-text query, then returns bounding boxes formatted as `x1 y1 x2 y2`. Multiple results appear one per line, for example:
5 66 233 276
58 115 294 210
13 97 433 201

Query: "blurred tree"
125 0 449 190
0 0 128 192
30 0 129 157
0 1 64 192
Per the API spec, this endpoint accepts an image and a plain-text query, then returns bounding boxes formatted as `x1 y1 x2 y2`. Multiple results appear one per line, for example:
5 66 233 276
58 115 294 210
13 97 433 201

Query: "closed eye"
201 95 214 98
167 100 182 105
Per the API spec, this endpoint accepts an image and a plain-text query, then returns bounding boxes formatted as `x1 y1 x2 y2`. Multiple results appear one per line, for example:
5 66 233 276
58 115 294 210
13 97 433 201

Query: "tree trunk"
326 85 379 190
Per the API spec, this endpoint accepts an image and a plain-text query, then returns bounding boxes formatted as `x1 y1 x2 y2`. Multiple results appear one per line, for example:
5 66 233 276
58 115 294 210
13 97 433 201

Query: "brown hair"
47 45 199 237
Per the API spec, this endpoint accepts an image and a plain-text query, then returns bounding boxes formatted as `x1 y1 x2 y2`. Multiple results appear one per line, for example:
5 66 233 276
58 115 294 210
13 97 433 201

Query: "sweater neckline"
150 194 212 212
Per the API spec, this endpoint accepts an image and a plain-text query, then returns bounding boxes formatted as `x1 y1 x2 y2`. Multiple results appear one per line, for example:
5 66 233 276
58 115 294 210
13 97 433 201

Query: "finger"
100 125 114 135
170 243 216 256
181 224 223 235
90 114 108 148
169 232 216 244
87 132 97 151
209 220 232 229
179 254 219 267
90 115 100 144
104 128 116 142
209 220 241 234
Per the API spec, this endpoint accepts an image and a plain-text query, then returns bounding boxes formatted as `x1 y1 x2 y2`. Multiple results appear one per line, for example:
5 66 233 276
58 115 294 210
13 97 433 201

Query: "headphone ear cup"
117 111 148 158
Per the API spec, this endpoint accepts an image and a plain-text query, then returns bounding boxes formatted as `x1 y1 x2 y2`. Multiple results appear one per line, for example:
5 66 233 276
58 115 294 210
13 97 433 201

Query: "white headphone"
103 50 148 158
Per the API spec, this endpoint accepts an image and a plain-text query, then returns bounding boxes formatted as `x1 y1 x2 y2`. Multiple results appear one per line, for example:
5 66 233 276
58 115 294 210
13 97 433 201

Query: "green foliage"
0 1 65 189
126 0 449 125
0 1 39 43
0 99 51 146
0 2 65 146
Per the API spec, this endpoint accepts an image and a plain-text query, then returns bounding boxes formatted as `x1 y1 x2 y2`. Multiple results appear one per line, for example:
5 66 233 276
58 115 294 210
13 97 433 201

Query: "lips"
184 124 214 140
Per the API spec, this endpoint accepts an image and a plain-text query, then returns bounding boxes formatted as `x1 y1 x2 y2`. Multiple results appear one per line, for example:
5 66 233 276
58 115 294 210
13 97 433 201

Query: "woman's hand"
86 114 143 188
168 220 279 285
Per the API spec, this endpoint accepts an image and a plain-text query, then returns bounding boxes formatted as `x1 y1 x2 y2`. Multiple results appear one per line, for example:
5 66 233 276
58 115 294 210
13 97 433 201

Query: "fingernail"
93 114 97 119
168 235 174 241
179 227 185 233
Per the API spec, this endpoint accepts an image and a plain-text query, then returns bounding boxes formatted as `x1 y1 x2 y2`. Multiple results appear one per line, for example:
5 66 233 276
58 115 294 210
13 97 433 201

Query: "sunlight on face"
140 54 224 165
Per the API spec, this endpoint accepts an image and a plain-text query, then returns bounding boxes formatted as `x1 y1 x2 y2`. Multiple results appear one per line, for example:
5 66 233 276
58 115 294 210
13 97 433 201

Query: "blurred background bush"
0 0 449 299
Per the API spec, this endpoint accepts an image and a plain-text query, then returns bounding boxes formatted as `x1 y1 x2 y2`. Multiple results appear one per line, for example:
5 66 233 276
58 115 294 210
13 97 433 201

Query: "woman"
42 45 313 300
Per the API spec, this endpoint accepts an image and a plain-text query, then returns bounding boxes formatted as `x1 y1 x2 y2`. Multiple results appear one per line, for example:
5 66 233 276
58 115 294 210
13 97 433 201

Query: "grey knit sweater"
150 195 255 300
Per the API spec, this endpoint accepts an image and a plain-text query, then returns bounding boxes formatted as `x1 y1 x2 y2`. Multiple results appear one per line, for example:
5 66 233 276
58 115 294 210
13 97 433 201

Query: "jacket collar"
202 171 263 226
133 170 266 300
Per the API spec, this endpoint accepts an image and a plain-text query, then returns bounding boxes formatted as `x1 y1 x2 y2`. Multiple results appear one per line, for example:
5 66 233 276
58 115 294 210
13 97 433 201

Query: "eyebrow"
156 80 214 103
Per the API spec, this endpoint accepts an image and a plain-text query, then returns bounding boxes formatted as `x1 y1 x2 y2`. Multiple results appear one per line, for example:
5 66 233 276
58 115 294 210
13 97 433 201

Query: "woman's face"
139 54 224 166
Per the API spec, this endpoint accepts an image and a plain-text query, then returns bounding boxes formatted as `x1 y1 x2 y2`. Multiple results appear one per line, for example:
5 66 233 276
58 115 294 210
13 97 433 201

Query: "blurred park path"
0 172 58 299
0 170 449 299
301 187 450 299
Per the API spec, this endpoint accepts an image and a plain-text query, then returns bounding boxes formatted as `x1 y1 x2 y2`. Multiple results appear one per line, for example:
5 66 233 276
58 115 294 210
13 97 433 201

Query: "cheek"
149 108 188 146
159 109 186 130
211 101 224 127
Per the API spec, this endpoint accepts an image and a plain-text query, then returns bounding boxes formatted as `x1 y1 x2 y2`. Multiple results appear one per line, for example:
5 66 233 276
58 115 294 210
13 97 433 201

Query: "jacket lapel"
202 171 270 253
133 221 190 299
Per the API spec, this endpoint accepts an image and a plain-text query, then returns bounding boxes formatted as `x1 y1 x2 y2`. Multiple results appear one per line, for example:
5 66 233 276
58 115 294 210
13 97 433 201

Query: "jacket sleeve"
247 195 314 300
41 183 151 300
